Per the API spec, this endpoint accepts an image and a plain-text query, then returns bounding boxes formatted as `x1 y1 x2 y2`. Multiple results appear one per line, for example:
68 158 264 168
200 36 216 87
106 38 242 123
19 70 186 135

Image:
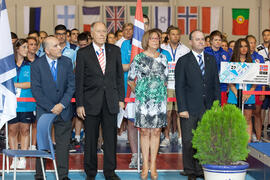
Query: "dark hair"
143 14 149 23
28 30 39 37
167 26 180 35
246 34 256 41
71 28 79 32
228 40 235 47
77 32 88 42
230 38 252 63
189 29 204 40
262 29 270 36
115 30 122 36
209 30 223 41
55 24 67 33
11 32 18 39
26 36 37 43
205 35 210 41
66 29 71 35
14 39 28 62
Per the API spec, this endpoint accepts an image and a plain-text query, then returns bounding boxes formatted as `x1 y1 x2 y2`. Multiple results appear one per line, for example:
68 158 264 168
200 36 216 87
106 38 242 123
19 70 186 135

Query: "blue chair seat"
2 149 52 159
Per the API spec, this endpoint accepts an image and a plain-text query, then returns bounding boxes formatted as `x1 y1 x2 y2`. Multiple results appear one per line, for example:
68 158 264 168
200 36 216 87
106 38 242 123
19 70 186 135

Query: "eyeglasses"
149 37 160 41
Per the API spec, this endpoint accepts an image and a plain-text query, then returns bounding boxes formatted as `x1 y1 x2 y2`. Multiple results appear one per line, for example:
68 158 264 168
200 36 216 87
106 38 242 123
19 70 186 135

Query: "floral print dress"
128 52 168 128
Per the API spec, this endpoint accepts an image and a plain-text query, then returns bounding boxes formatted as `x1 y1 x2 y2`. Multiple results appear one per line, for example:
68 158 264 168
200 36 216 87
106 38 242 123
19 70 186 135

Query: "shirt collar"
46 55 57 65
92 42 105 53
192 50 204 58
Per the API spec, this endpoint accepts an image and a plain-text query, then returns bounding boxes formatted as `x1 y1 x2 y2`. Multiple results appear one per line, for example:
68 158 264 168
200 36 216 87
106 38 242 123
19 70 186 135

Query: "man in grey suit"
31 36 75 180
175 30 220 180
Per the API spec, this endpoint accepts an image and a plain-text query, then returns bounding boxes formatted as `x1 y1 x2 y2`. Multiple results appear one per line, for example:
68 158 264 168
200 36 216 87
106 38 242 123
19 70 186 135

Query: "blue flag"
0 0 17 128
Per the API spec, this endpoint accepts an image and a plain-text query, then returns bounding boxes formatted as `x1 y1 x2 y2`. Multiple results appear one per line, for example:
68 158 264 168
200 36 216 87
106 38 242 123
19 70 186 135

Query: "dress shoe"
85 176 95 180
35 178 44 180
196 174 204 179
62 177 70 180
105 173 121 180
188 174 196 180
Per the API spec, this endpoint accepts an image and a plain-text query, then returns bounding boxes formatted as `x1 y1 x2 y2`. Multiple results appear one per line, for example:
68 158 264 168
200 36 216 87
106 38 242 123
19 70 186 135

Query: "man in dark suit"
31 36 75 180
75 22 124 180
175 30 220 180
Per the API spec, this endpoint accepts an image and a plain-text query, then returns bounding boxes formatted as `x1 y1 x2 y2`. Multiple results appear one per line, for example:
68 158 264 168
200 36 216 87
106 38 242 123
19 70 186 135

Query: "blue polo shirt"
62 42 77 68
14 59 36 112
204 47 230 92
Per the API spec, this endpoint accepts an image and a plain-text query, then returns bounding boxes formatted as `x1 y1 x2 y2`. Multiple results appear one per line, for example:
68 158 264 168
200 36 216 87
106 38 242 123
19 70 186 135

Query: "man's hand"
179 111 189 119
119 102 124 109
77 106 86 120
51 103 64 115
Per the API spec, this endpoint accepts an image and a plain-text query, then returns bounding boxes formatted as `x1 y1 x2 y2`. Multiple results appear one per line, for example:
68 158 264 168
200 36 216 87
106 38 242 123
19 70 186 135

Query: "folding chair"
2 113 59 180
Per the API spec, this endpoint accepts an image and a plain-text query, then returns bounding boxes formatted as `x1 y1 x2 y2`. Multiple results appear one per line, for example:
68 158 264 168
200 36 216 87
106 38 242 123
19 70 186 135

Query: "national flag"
129 6 148 24
201 7 220 34
0 0 17 128
24 6 41 34
82 6 101 32
153 6 172 32
126 0 144 100
177 6 198 35
105 6 125 33
56 5 76 30
232 8 249 35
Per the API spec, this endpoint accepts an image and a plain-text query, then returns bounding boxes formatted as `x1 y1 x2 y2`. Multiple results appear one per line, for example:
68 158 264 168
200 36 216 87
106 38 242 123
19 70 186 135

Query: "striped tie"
198 54 205 76
97 48 105 74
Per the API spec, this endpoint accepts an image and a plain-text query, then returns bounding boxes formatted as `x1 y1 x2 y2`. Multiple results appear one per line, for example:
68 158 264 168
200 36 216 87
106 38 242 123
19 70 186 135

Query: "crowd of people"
7 12 270 180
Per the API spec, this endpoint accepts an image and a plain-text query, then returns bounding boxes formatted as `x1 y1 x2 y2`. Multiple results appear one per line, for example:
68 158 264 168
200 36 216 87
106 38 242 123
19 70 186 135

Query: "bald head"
43 36 62 59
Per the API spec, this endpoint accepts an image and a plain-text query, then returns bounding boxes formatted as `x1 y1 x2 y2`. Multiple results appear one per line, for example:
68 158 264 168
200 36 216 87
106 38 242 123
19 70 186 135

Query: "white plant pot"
203 161 249 180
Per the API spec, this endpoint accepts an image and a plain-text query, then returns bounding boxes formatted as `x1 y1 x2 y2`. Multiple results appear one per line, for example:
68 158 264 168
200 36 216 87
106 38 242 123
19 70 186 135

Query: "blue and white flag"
56 5 75 30
153 6 172 32
0 0 17 128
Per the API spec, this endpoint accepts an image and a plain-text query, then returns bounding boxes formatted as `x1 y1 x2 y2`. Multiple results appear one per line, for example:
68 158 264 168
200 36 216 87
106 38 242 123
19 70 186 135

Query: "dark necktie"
50 60 57 82
198 54 205 76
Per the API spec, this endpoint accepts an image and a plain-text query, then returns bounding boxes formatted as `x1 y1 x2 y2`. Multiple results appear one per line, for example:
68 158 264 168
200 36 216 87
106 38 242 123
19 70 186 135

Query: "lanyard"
262 44 269 58
170 44 179 61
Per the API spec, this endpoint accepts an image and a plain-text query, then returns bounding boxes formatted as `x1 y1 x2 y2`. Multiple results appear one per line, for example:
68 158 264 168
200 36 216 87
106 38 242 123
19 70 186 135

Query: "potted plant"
192 100 249 180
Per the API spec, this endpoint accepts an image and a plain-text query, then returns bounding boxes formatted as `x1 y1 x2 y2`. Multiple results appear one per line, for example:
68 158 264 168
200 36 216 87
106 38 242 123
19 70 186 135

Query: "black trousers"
84 98 117 178
35 115 72 179
180 113 204 176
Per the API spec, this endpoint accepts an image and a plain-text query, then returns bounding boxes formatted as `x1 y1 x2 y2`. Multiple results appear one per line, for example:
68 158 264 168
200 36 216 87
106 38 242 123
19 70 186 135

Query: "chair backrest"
36 113 57 159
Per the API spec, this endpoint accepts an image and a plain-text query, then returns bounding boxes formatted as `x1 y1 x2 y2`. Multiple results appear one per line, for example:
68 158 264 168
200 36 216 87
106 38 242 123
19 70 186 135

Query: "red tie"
98 48 105 74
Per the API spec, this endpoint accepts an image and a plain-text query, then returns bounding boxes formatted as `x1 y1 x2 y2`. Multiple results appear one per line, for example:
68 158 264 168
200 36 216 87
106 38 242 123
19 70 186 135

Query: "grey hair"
90 22 107 32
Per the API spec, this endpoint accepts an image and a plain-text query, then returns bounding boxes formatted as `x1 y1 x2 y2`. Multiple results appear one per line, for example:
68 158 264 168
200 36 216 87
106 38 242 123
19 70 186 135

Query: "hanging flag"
153 6 172 32
126 0 144 100
105 6 125 33
0 0 17 128
56 5 76 30
232 8 249 35
129 6 148 24
201 7 220 34
177 6 198 35
24 6 41 34
82 6 101 32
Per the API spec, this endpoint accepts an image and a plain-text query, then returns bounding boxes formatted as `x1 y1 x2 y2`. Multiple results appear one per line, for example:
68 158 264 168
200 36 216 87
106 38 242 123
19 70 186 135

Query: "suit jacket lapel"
104 43 111 76
43 56 57 88
190 52 203 78
89 43 104 75
56 57 63 86
204 53 210 78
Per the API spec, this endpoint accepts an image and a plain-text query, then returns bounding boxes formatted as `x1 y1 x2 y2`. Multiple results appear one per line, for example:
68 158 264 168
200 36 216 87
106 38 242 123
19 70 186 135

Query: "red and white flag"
126 0 144 100
201 7 221 34
177 6 198 35
82 6 101 32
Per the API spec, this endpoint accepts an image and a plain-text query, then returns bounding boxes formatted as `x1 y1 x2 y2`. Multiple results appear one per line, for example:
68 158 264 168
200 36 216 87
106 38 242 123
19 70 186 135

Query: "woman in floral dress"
128 29 168 180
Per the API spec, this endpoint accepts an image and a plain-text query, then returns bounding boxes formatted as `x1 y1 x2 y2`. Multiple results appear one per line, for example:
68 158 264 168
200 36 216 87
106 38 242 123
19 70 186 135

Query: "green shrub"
192 100 249 165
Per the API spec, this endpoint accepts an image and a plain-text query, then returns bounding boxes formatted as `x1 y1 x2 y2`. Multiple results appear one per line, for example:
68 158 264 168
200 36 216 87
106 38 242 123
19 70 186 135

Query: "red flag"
125 0 144 101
